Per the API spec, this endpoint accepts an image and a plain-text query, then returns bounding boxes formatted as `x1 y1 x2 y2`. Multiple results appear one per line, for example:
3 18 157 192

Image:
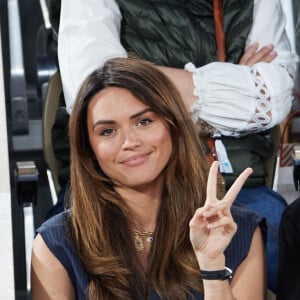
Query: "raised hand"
239 42 277 66
189 161 253 269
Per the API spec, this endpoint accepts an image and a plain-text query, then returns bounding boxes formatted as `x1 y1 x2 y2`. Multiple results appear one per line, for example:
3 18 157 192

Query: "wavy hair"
69 57 209 299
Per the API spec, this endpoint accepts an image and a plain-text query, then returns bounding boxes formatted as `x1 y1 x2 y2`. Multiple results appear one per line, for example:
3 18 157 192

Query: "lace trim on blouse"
190 64 274 135
248 66 272 131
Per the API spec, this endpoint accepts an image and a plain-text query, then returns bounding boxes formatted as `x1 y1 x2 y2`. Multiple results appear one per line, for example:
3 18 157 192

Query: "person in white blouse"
55 0 299 294
58 0 298 137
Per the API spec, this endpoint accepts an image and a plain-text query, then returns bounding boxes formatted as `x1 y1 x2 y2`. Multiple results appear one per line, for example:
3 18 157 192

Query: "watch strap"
200 266 233 280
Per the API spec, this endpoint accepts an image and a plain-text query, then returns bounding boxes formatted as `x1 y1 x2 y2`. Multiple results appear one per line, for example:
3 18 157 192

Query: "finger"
202 202 230 218
192 206 210 218
239 42 259 65
207 215 237 233
260 50 277 63
202 168 252 217
223 167 253 205
189 208 208 229
245 45 277 66
246 44 275 65
263 51 277 63
205 161 219 205
240 43 276 66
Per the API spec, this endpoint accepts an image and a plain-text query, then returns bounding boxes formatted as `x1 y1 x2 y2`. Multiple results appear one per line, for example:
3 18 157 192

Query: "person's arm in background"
156 41 277 135
57 0 277 114
58 0 298 136
58 0 126 114
186 0 299 136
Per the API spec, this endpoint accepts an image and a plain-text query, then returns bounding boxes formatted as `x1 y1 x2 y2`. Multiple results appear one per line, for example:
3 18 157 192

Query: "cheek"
92 141 118 169
155 128 173 159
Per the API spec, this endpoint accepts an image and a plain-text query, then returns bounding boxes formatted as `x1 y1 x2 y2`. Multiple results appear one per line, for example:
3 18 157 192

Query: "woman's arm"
189 162 265 299
58 0 126 113
198 228 265 300
31 234 76 300
231 227 265 299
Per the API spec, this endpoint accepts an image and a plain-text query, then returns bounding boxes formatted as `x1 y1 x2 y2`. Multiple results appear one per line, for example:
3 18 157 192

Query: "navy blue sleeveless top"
36 205 265 299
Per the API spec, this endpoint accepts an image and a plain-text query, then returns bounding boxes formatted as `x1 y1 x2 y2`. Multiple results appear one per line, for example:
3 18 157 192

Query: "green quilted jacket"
117 0 254 67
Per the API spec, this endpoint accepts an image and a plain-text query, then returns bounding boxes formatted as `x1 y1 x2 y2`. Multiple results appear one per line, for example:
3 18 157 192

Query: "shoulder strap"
213 0 226 61
208 1 227 196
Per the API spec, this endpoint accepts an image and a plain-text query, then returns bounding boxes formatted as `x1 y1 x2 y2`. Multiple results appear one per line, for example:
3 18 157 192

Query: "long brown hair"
69 57 209 299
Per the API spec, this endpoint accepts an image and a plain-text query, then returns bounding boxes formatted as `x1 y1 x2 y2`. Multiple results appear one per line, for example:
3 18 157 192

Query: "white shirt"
58 0 299 136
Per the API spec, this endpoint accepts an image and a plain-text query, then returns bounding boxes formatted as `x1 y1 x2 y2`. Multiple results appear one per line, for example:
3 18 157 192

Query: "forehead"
87 87 149 119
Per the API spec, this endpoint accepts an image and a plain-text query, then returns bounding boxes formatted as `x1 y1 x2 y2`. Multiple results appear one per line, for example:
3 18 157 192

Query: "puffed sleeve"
187 0 299 137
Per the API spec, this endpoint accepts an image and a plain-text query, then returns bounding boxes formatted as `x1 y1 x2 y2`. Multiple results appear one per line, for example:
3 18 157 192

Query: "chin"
118 176 158 189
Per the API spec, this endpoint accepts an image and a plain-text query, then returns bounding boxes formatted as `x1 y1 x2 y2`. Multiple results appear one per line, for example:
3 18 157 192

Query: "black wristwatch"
200 267 233 280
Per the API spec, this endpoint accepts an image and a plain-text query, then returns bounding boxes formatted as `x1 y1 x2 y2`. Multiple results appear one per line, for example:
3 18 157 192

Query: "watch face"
222 267 233 280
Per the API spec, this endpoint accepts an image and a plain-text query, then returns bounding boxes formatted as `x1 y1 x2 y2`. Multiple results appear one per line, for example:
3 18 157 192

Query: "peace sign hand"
189 161 253 269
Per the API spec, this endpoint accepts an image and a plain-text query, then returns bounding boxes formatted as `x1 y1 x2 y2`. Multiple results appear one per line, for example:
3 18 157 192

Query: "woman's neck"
115 184 162 232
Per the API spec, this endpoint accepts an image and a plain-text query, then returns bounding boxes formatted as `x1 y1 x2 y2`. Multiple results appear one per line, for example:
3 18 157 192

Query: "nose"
121 128 142 150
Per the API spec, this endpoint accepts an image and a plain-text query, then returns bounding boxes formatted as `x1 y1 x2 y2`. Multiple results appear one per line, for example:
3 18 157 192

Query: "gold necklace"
133 229 154 251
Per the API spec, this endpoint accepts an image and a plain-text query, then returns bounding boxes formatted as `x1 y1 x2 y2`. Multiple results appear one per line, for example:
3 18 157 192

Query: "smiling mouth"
121 154 149 167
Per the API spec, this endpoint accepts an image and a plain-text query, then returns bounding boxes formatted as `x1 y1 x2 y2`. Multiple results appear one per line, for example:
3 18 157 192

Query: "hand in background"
239 42 277 66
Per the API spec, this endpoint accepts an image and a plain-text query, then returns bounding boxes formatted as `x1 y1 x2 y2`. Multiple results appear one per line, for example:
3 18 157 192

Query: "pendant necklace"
133 229 154 251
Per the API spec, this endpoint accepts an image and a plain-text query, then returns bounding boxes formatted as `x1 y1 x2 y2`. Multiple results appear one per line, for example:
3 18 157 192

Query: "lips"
120 153 150 167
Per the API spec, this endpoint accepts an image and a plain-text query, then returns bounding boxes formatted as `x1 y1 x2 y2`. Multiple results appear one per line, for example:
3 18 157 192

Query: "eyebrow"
92 108 155 130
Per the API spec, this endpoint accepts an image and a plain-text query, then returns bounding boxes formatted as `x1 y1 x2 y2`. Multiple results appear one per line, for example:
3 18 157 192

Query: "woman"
54 1 298 292
31 58 265 299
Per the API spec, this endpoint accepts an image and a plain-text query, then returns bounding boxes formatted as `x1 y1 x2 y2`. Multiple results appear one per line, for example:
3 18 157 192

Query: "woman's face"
87 87 173 190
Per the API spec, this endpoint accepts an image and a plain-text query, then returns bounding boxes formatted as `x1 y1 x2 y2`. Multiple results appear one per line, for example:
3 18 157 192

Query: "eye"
100 128 115 136
137 118 153 127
